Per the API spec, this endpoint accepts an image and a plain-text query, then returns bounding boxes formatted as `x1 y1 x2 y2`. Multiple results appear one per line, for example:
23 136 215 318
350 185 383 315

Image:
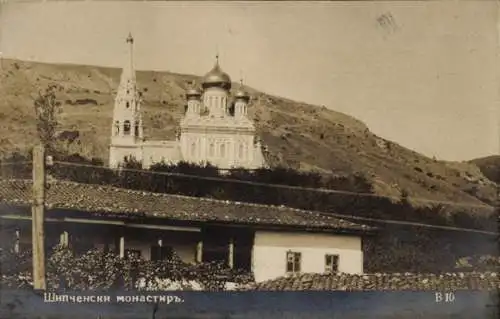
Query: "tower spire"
121 32 135 83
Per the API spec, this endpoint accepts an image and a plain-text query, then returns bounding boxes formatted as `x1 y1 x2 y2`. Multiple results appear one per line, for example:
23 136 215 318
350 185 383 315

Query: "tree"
33 84 61 152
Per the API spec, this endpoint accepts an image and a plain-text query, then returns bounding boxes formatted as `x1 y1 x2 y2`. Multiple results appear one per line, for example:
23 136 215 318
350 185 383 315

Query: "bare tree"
33 84 61 152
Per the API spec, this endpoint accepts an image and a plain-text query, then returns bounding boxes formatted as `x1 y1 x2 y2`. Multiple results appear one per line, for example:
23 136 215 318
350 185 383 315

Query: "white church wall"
141 141 182 168
109 145 143 168
252 231 363 283
180 130 263 169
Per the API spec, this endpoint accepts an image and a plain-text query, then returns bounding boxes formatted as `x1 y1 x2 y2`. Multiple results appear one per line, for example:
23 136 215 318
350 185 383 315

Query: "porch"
0 210 254 271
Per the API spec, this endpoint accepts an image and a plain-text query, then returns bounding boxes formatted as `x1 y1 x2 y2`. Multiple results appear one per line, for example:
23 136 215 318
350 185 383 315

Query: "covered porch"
0 207 254 271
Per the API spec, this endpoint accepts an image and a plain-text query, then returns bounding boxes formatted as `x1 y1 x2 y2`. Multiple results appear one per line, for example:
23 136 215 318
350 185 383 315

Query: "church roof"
202 56 231 90
0 179 373 234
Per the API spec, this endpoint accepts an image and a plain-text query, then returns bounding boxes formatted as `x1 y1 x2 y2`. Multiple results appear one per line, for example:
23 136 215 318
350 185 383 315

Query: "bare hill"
0 58 496 211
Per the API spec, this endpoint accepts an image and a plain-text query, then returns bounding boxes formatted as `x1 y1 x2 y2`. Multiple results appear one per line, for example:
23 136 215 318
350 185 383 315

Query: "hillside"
470 155 500 185
0 58 496 211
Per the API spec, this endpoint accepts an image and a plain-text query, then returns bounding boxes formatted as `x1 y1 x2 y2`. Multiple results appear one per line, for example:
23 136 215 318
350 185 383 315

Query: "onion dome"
186 85 201 100
234 79 250 101
202 55 231 90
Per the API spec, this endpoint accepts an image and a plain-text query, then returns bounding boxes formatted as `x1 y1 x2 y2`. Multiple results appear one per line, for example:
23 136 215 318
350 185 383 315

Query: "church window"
220 143 226 157
124 120 131 135
114 121 120 135
238 144 244 159
191 142 196 156
243 143 248 159
126 101 130 108
134 122 139 137
209 143 215 157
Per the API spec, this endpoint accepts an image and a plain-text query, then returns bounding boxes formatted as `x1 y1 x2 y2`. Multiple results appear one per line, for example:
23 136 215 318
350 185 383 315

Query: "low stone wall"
248 272 500 291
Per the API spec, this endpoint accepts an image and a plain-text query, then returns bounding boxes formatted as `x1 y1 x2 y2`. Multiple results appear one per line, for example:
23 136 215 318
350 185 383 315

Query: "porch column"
196 240 203 263
59 231 69 248
119 236 125 258
228 237 234 269
14 229 20 254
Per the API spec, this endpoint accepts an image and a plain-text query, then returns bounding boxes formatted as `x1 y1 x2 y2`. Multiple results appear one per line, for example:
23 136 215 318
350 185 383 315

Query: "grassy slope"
0 58 496 212
470 155 500 185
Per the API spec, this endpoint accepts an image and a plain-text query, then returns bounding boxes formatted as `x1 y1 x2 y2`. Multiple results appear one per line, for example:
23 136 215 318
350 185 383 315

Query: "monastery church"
109 34 267 170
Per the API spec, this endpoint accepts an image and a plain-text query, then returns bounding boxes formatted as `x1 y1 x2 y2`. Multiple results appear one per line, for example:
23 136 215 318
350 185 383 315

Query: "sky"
0 0 498 161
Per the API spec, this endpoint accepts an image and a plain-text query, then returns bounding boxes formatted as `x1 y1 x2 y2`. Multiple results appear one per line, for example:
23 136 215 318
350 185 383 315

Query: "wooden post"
14 229 20 254
59 231 68 248
196 240 203 263
32 144 46 290
119 236 125 258
228 237 234 269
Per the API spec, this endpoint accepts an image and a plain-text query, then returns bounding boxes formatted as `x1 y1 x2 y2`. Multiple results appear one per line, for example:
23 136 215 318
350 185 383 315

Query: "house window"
325 254 339 274
286 251 301 274
124 120 131 135
151 246 173 261
125 249 141 260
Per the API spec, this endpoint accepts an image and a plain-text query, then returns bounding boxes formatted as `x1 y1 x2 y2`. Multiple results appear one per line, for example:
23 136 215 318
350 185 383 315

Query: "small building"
109 33 266 170
0 179 373 283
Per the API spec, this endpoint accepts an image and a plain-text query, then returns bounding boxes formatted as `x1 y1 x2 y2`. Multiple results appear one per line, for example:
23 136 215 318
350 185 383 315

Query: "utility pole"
32 144 46 291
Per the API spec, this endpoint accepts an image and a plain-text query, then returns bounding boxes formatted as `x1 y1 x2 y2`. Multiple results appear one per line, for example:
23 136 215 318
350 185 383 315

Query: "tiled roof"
246 272 500 291
0 179 372 232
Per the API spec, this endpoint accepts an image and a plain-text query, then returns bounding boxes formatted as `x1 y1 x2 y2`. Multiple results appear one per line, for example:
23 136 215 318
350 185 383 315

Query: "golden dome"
186 88 201 99
234 79 250 101
186 80 201 99
202 55 231 90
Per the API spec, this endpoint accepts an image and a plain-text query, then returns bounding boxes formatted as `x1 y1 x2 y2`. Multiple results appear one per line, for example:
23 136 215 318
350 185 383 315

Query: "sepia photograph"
0 0 498 318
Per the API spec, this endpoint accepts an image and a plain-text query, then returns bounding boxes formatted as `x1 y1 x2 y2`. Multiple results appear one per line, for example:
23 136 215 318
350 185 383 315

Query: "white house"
0 179 372 284
108 33 266 170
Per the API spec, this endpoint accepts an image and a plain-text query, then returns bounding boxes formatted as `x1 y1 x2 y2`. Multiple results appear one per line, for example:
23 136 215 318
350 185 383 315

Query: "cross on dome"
126 33 134 44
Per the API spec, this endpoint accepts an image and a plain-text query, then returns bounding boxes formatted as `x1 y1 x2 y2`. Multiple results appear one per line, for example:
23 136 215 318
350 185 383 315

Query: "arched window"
220 143 225 157
114 121 120 135
124 120 131 135
238 144 244 159
191 142 196 156
134 122 139 137
126 101 130 108
209 143 215 157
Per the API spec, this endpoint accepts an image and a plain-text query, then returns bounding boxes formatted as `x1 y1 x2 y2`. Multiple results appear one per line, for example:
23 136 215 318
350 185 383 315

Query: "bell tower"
234 78 250 119
109 33 143 167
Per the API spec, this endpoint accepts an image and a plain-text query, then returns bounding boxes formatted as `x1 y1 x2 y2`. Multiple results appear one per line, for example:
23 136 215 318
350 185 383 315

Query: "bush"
1 245 254 291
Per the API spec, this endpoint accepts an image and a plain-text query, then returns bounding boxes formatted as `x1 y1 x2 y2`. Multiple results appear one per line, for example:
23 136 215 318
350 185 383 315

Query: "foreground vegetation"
1 242 499 292
0 245 253 291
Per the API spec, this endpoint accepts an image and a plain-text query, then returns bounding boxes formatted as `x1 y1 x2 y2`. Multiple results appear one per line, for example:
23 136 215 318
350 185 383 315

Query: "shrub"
1 245 254 291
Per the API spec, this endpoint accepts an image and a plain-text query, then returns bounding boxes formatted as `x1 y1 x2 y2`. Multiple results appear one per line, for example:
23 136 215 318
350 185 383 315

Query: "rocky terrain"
0 58 497 211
